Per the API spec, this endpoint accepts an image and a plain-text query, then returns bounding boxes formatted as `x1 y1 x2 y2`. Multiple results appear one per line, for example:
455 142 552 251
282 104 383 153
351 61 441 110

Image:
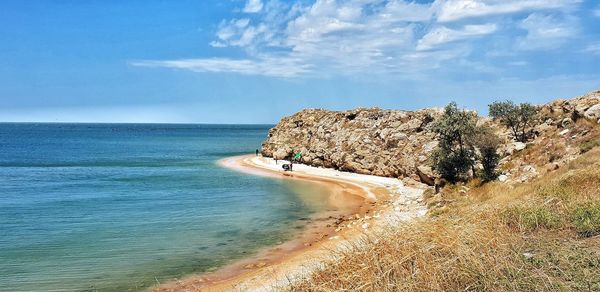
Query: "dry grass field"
290 148 600 291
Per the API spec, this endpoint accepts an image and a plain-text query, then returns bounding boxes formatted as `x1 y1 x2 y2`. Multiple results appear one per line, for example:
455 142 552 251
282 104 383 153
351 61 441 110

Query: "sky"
0 0 599 124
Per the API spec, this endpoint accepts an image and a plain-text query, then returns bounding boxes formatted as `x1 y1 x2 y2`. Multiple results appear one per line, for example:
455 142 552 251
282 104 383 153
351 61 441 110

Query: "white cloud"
417 24 497 50
436 0 581 22
382 1 434 22
517 13 578 50
136 0 447 77
130 57 312 77
243 0 263 13
211 18 268 48
583 43 600 55
508 61 528 66
133 0 588 78
594 6 600 17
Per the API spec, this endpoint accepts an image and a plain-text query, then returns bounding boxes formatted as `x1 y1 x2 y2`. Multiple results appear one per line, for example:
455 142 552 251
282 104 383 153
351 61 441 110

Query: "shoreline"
153 154 428 291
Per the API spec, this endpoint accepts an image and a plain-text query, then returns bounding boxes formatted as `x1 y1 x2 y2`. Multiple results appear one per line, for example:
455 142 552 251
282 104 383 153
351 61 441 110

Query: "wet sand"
152 155 427 291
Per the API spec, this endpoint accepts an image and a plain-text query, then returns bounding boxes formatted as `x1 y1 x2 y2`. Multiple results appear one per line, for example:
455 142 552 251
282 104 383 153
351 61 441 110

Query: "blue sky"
1 0 599 123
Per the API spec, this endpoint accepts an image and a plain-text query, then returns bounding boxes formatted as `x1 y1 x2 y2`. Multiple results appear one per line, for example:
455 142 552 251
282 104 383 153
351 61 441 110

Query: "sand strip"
153 155 427 292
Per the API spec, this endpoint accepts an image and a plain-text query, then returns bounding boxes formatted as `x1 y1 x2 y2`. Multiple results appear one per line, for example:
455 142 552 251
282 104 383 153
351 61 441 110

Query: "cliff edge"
261 90 600 184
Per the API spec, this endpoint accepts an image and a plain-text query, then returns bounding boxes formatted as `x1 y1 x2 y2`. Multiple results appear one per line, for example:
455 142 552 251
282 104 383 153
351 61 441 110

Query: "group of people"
255 148 301 172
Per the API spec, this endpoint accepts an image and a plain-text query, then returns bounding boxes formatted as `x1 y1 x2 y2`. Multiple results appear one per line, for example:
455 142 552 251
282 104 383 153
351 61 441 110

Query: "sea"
0 123 331 291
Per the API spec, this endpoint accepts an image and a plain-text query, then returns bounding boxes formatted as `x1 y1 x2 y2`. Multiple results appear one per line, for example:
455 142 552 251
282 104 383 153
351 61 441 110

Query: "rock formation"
261 90 600 184
261 107 443 181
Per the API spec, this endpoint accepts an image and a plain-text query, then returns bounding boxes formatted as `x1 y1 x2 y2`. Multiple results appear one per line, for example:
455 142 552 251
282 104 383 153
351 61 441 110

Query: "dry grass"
289 148 600 291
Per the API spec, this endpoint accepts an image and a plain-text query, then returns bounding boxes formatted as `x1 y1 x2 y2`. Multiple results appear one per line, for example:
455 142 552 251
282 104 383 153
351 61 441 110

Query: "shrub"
474 126 501 181
571 203 600 237
431 147 474 183
579 139 600 154
431 102 478 183
503 206 562 231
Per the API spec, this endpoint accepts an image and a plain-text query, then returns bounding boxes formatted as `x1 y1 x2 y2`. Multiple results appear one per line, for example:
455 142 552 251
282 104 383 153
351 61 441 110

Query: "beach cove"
0 124 341 291
154 154 428 291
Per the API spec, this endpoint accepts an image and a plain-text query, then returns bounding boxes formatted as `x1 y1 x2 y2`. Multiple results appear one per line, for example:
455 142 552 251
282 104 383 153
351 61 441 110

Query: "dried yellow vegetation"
290 148 600 291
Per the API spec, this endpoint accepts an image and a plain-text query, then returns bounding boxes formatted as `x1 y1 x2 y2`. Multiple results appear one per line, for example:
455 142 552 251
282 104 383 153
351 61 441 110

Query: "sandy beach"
153 154 428 291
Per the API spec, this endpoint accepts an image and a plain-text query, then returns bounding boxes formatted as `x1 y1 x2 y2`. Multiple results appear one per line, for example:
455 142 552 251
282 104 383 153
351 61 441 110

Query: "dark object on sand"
282 164 292 171
255 149 259 156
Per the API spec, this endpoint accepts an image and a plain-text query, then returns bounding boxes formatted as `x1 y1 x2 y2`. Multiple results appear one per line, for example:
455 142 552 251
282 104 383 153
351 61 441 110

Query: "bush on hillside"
431 103 502 183
431 102 478 183
489 100 538 142
475 126 501 181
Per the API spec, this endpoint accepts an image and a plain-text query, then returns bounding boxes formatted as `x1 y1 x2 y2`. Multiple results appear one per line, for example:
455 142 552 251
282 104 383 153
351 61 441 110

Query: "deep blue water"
0 123 330 291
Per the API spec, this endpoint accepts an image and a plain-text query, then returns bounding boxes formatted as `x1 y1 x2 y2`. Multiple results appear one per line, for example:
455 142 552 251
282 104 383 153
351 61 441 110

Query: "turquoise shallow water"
0 123 331 291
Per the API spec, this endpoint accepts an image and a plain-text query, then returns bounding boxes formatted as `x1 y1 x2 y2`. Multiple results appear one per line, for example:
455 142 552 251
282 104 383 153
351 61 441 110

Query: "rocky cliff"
261 107 443 179
261 90 600 184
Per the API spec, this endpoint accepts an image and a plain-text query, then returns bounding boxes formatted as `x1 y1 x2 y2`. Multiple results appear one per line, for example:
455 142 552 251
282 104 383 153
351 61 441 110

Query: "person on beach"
255 149 259 156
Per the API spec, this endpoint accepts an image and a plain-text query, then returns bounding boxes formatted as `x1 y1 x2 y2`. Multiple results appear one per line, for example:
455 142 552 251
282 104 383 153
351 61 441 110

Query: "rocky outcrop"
415 166 435 186
261 90 600 183
261 107 442 181
497 90 600 183
540 90 600 124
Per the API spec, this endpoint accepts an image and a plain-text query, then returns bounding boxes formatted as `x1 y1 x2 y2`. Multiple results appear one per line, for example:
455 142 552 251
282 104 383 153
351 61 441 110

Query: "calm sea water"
0 123 330 291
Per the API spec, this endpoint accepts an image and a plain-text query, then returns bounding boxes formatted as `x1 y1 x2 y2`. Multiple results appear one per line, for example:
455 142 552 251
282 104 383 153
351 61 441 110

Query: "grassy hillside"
291 147 600 291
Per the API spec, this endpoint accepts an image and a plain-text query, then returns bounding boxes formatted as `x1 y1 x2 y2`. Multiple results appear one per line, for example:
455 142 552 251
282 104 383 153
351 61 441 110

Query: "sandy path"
153 155 428 292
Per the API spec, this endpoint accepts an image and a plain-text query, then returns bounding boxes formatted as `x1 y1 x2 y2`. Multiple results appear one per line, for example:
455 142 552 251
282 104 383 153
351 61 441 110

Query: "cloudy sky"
1 0 599 123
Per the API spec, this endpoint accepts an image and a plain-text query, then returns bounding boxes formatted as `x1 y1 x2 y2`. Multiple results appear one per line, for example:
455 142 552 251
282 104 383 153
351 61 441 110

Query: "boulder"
535 123 553 133
422 141 438 153
506 142 526 155
561 117 573 128
523 165 537 173
584 104 600 120
273 148 290 160
416 166 435 186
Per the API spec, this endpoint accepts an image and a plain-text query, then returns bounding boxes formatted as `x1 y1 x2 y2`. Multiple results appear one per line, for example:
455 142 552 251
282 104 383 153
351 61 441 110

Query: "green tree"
431 102 478 183
489 101 537 142
474 126 501 181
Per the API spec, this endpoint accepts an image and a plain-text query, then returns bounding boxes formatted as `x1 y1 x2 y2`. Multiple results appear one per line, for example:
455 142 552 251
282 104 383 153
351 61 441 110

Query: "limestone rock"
273 148 290 160
261 107 444 178
584 104 600 120
561 117 573 128
416 166 435 186
505 142 526 155
523 165 537 173
422 141 438 153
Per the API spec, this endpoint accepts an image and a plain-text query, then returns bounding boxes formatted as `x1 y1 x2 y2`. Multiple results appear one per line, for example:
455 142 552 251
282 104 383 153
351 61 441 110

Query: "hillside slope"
290 147 600 291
